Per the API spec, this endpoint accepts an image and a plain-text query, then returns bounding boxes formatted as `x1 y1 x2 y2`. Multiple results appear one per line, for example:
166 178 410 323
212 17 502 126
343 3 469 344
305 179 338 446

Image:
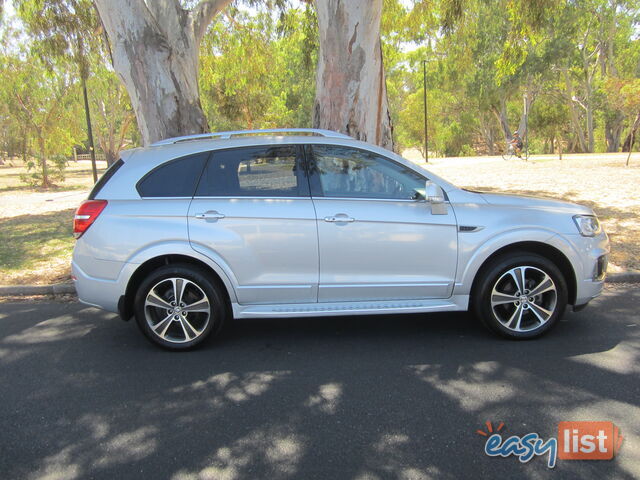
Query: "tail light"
73 200 107 238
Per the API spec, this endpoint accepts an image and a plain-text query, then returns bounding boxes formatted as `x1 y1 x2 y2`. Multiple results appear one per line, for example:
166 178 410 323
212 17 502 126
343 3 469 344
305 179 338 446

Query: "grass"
0 153 638 285
0 159 106 285
0 209 75 285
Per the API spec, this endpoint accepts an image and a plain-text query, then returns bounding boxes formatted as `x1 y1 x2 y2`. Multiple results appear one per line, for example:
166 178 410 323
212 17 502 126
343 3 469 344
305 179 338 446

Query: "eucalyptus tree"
15 0 101 178
313 0 394 150
88 65 137 166
1 55 82 187
199 5 316 131
94 0 234 145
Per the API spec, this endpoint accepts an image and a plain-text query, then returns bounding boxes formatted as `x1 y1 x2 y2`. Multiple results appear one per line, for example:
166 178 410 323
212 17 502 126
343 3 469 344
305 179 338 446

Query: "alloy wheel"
144 277 211 344
490 265 558 332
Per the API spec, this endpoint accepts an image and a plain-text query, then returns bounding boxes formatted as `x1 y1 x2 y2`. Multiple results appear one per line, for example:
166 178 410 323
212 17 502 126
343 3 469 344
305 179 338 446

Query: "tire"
133 264 228 350
472 253 568 339
501 151 514 161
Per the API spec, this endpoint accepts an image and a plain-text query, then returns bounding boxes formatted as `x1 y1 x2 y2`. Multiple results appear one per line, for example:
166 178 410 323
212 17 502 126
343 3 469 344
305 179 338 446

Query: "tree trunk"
585 87 594 153
578 43 596 153
561 66 588 153
517 88 536 141
38 136 50 188
622 111 640 152
557 134 563 160
491 97 511 147
479 112 495 155
94 0 232 146
22 135 28 164
605 112 625 152
313 0 393 150
103 151 117 167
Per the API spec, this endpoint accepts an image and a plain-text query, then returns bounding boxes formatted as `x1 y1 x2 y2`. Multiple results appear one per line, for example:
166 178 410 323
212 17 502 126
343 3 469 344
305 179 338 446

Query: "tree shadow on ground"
0 285 638 479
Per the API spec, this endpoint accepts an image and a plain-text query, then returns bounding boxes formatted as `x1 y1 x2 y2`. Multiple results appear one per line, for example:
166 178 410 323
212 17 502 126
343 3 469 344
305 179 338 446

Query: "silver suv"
72 129 609 350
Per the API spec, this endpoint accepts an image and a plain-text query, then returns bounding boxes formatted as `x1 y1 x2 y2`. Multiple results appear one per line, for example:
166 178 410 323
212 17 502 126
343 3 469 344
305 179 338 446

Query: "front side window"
137 152 209 197
309 145 425 200
195 145 308 197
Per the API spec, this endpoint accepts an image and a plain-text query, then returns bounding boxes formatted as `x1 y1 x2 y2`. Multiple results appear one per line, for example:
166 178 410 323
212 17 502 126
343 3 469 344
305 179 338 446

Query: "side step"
233 296 468 319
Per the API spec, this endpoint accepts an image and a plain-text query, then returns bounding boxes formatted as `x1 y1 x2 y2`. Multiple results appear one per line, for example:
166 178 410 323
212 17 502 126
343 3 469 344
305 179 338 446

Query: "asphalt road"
0 285 638 480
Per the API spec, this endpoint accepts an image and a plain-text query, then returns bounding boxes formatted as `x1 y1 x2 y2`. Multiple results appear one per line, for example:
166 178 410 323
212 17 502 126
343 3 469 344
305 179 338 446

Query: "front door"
307 145 458 302
188 145 318 304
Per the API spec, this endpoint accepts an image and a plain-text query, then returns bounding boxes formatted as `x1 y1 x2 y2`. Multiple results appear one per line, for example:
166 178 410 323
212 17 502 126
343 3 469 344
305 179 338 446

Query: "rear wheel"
134 264 227 350
501 145 515 161
472 253 568 339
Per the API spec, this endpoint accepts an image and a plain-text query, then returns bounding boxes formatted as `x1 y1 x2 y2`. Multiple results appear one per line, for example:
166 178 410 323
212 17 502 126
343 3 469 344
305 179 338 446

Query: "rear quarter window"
88 159 124 200
136 152 209 197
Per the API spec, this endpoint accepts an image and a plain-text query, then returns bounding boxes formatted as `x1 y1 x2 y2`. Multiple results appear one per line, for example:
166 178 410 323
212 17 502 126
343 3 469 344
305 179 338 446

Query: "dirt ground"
0 160 105 218
0 153 638 285
407 151 640 272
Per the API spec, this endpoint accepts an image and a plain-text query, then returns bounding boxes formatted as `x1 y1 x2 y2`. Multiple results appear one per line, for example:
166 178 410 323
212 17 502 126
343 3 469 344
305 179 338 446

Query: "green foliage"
14 0 100 78
383 0 640 156
0 53 82 187
199 5 317 131
2 0 639 166
87 64 137 165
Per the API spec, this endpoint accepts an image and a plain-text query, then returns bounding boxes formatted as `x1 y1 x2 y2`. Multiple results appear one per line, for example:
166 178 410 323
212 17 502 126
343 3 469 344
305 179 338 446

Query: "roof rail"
151 128 352 146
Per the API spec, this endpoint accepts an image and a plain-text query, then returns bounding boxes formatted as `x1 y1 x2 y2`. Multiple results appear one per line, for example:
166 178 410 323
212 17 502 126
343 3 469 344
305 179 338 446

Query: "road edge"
1 271 639 297
0 283 76 296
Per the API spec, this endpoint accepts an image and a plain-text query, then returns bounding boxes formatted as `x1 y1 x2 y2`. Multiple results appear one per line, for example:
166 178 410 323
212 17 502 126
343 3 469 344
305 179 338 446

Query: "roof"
150 128 352 146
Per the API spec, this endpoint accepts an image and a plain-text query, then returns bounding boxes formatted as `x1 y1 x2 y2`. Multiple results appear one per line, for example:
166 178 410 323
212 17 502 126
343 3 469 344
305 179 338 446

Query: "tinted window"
137 152 208 197
309 146 425 200
88 159 124 199
196 146 307 197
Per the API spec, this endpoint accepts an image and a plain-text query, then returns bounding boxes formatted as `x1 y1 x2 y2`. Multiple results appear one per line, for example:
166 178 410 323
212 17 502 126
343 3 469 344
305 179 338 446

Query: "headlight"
573 215 601 237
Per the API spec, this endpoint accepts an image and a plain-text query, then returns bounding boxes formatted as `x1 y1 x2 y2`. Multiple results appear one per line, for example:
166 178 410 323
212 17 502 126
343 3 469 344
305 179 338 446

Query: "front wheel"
501 146 515 161
134 264 228 350
472 253 568 339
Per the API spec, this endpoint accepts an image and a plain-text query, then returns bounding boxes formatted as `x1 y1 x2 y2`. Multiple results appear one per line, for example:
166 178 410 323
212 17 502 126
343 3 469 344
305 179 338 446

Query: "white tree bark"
94 0 232 145
313 0 394 150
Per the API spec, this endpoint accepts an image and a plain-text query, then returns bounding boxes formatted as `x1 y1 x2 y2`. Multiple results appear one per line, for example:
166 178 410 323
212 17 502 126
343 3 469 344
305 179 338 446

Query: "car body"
71 129 609 349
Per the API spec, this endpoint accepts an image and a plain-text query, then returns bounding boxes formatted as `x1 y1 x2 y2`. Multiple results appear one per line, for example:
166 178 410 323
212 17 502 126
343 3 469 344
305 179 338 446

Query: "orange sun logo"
476 421 505 437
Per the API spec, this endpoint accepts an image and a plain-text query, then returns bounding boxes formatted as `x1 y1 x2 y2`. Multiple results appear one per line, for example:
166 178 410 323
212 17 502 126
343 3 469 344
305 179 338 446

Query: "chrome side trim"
232 295 470 319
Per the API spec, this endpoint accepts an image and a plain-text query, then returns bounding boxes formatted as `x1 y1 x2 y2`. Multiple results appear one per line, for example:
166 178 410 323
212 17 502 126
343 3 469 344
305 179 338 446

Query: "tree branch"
190 0 234 44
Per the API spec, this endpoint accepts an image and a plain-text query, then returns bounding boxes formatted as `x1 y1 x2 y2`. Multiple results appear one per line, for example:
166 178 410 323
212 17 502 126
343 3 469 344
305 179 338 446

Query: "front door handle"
324 214 355 223
195 211 225 220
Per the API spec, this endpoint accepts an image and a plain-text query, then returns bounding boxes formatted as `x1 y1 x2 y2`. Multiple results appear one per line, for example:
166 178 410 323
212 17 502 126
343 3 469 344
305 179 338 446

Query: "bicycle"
502 142 528 161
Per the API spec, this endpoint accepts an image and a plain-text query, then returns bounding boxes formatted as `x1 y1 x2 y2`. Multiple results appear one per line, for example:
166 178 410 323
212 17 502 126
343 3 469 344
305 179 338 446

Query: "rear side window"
195 145 308 197
88 159 124 200
137 152 209 197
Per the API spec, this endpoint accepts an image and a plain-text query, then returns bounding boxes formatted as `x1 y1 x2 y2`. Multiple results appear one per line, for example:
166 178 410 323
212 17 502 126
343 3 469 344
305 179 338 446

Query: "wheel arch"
119 254 234 321
469 241 577 306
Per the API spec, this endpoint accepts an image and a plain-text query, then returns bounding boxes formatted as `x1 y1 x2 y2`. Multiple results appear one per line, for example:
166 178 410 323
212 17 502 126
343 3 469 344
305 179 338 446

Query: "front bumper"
567 230 609 307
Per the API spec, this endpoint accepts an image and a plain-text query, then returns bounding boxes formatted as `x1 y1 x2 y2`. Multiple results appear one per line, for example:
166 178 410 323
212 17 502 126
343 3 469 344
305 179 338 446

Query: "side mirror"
425 180 445 204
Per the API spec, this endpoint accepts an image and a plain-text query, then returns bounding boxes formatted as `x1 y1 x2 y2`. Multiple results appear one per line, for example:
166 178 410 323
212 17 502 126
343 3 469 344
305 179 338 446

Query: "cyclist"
510 131 524 158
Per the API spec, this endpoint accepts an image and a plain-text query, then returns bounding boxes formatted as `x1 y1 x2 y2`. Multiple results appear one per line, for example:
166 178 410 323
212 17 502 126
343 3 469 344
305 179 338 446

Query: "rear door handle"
195 211 225 220
324 214 355 223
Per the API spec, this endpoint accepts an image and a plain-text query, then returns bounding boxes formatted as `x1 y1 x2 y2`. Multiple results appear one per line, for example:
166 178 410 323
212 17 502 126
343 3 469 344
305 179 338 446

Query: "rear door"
188 145 319 304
